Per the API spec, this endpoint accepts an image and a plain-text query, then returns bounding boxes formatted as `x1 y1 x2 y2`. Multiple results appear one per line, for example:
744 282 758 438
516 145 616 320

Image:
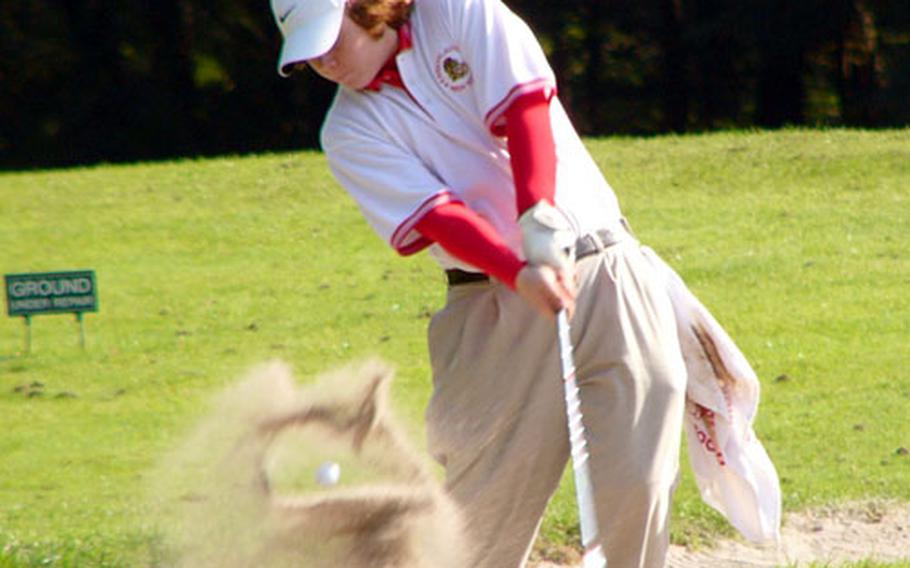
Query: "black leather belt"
446 225 628 287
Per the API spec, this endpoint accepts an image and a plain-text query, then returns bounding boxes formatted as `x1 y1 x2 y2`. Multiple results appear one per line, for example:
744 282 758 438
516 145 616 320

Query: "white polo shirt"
321 0 621 271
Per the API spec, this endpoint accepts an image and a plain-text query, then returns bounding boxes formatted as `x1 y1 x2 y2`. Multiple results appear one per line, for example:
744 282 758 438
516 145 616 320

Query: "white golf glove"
518 201 576 272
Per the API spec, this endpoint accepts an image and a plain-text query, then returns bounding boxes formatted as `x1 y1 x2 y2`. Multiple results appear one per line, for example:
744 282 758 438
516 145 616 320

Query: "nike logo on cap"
279 4 296 23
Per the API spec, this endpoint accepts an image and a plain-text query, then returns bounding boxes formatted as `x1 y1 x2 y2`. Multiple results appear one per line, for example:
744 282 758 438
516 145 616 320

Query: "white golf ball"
316 461 341 486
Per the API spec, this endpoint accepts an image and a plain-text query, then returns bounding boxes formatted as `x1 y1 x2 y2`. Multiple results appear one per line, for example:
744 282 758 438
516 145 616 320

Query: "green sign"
5 270 98 317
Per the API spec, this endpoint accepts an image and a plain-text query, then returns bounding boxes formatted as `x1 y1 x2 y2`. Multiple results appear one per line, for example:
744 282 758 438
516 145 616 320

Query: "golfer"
270 0 687 565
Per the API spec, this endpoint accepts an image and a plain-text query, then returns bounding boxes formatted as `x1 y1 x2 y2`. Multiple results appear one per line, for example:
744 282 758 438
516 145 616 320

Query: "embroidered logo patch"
435 47 472 91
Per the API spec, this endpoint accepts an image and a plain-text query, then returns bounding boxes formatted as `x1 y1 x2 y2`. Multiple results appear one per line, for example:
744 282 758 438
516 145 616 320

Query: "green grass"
590 129 910 548
1 128 908 566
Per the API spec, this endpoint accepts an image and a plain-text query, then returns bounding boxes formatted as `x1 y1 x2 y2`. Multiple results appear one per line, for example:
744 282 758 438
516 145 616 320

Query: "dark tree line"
510 0 910 133
1 0 907 169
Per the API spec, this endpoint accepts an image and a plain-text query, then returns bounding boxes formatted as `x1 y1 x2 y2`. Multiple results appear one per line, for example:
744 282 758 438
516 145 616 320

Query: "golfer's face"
305 15 396 90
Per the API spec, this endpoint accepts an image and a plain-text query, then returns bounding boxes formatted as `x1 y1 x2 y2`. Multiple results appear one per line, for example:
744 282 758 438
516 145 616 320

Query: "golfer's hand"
515 264 576 318
518 202 576 275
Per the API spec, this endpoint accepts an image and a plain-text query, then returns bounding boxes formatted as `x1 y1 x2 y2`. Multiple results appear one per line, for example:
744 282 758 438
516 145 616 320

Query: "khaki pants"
426 237 687 568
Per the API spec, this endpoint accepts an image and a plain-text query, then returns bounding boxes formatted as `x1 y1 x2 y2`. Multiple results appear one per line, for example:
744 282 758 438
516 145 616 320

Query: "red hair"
347 0 413 38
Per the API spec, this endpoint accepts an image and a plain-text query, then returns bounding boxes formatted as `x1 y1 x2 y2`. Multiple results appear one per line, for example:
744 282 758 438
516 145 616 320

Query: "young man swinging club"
270 0 692 565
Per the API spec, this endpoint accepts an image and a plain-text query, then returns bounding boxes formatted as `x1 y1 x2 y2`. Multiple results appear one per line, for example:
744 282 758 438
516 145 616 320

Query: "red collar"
364 23 412 92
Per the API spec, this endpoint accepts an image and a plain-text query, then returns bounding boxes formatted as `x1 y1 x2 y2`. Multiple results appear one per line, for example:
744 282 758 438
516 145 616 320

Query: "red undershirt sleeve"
414 202 526 289
504 89 556 215
412 90 555 288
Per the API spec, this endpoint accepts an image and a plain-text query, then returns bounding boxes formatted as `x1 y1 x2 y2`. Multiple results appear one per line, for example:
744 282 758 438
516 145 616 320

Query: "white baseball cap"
272 0 346 77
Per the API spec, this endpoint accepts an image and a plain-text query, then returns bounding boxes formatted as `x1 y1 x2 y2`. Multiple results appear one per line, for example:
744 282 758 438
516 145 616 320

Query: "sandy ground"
533 500 910 567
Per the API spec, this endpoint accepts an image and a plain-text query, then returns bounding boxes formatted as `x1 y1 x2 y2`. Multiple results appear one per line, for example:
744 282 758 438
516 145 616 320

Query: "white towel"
642 246 782 545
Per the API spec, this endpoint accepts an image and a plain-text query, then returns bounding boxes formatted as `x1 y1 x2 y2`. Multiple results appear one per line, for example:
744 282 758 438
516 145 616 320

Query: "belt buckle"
575 233 603 261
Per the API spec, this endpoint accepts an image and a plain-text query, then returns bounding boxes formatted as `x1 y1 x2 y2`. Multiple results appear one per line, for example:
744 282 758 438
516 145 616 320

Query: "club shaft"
557 310 607 567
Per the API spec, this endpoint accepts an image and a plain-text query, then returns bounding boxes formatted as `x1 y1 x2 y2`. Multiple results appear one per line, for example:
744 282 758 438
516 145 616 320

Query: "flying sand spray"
150 359 467 568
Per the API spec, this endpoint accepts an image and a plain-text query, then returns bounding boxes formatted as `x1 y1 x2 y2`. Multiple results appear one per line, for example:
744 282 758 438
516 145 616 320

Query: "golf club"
557 309 607 568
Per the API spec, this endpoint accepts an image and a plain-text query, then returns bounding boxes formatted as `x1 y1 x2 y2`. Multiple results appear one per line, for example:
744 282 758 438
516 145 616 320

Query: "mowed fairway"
1 129 908 566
